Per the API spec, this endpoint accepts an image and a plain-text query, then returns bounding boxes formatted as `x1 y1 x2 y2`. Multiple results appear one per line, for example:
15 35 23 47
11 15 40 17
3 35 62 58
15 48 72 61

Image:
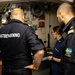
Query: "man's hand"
24 64 38 71
24 50 44 71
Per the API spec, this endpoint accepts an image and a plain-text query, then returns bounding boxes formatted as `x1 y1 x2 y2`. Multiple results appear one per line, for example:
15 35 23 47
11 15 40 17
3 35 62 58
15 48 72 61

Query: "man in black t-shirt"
0 8 44 75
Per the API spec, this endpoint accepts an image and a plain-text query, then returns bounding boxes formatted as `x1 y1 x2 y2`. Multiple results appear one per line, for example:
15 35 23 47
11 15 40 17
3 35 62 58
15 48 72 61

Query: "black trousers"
2 67 32 75
64 63 75 75
59 61 75 75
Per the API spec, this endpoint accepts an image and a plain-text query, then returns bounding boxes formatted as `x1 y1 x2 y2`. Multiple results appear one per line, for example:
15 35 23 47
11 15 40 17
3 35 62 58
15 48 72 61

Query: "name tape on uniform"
0 33 20 38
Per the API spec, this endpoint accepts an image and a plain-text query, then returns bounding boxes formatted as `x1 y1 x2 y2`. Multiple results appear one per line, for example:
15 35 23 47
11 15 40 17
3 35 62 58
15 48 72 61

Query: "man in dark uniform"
0 8 44 75
57 3 75 75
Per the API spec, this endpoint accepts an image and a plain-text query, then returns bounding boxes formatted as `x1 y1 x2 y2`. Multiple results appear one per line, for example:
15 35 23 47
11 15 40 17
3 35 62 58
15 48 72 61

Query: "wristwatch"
33 64 38 71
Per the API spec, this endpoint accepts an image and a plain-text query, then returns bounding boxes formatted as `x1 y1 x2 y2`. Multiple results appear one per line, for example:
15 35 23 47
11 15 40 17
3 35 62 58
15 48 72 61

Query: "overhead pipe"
0 0 29 3
60 0 74 2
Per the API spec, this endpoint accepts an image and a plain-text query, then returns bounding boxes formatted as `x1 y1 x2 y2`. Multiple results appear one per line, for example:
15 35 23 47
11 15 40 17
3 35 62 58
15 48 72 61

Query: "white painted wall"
24 5 59 49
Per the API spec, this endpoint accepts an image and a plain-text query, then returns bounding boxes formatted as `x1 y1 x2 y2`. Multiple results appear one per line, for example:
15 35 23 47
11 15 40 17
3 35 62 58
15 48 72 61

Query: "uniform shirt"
58 17 75 75
62 17 75 63
0 19 44 69
51 37 64 75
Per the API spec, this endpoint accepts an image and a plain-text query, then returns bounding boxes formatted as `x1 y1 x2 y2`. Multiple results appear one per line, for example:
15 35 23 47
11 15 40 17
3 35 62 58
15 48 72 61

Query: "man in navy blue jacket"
57 3 75 75
0 8 44 75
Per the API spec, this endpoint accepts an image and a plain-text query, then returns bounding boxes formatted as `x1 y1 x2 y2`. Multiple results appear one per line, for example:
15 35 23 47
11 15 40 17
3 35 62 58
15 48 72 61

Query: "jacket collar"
8 19 23 24
63 17 75 33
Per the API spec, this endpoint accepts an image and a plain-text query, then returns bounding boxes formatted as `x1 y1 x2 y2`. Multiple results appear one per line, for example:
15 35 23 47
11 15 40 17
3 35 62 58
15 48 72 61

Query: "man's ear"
61 14 64 21
23 15 24 20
